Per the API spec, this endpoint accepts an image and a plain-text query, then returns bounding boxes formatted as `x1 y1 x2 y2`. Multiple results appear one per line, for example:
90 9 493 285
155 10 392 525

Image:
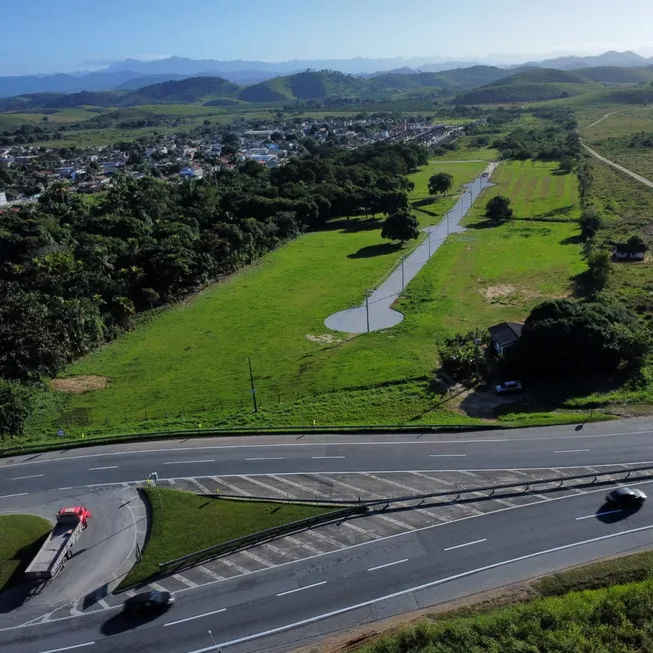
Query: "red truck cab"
57 506 92 528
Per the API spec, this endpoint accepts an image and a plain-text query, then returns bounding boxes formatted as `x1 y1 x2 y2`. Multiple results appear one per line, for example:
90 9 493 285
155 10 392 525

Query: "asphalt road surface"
2 418 653 652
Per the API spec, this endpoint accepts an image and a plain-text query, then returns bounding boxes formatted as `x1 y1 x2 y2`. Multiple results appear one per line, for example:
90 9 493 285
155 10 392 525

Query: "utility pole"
248 355 258 413
365 290 371 333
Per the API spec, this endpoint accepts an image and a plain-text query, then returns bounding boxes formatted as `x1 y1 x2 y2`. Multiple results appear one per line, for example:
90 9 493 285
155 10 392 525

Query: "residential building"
488 322 523 356
613 243 646 262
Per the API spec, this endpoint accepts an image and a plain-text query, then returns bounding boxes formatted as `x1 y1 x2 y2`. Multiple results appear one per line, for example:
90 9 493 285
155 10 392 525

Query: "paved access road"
324 164 498 333
2 418 653 652
2 419 653 496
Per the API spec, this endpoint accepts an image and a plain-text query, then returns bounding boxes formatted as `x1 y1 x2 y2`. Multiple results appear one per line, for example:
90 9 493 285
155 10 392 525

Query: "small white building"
0 192 7 206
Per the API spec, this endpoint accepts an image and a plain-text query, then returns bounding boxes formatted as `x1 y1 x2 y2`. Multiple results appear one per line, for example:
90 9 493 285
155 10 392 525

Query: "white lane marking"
220 558 251 575
148 582 169 592
285 535 323 555
163 460 215 465
368 558 408 572
165 607 226 627
39 643 95 653
5 427 653 469
268 474 331 499
444 538 487 551
197 566 224 581
10 474 44 480
97 598 110 610
88 466 119 471
554 449 591 454
209 476 252 496
240 550 275 568
246 457 285 461
576 509 622 521
276 581 327 597
241 475 293 497
187 477 212 493
312 456 346 459
0 492 28 499
429 454 467 458
192 523 653 653
173 574 198 588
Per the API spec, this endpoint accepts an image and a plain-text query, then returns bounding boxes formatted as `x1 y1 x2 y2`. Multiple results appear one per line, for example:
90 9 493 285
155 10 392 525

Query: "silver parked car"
495 380 522 394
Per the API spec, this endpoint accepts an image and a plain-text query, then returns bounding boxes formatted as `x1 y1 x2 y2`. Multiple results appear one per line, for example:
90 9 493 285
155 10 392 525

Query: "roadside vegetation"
120 488 333 588
352 550 653 653
0 514 52 591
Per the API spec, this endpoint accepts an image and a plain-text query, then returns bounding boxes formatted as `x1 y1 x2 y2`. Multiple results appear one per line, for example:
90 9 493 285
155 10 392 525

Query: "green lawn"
0 514 52 591
121 488 333 587
44 162 485 427
22 159 592 442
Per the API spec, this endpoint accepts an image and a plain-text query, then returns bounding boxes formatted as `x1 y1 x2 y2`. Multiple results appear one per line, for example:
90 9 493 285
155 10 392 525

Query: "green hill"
456 68 604 104
118 76 241 105
572 65 653 84
370 66 511 92
239 70 369 102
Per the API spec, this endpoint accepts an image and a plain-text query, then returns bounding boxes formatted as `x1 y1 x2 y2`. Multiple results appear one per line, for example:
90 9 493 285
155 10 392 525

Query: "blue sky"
4 0 653 75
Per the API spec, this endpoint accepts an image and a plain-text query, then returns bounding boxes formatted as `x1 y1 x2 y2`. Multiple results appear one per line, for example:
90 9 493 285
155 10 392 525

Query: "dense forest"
0 141 427 437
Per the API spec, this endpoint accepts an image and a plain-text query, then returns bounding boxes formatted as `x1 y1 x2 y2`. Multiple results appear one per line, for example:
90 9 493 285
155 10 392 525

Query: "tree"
484 195 514 223
513 298 646 379
428 172 454 196
587 249 612 291
559 157 575 174
381 210 420 245
579 208 603 240
0 379 33 439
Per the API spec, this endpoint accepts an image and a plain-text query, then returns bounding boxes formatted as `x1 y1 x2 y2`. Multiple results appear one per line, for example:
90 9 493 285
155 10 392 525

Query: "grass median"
119 487 336 589
0 514 52 592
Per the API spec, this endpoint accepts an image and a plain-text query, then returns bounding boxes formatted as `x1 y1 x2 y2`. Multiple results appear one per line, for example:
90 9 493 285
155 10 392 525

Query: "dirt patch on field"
455 387 531 419
306 334 343 345
51 375 109 394
480 284 516 301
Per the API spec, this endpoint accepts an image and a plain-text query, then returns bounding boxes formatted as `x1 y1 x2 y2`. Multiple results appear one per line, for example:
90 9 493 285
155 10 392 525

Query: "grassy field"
121 488 333 587
0 515 52 591
42 161 485 428
14 158 595 443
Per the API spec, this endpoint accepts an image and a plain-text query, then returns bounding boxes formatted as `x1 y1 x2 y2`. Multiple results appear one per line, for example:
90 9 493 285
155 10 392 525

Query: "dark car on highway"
605 487 647 507
123 591 175 613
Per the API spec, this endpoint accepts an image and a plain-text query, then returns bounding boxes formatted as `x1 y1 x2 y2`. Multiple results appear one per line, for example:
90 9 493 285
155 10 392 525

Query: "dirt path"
582 140 653 190
580 111 618 131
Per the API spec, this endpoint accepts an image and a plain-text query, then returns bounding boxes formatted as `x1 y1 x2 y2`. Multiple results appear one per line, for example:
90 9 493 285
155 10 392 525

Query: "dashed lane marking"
162 460 215 465
368 558 408 572
444 538 487 551
277 581 326 597
164 607 226 627
88 466 119 471
10 474 44 480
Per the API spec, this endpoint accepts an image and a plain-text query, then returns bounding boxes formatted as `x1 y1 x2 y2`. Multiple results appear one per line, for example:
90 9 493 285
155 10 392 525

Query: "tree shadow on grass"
348 242 401 259
319 218 382 234
570 269 594 299
530 205 577 220
560 234 584 245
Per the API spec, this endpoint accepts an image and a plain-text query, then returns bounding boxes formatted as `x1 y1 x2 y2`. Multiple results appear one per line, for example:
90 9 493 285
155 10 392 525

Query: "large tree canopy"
512 299 649 378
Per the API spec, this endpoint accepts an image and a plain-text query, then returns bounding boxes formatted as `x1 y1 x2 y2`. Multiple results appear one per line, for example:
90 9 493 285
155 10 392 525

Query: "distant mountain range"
4 62 653 113
2 50 653 99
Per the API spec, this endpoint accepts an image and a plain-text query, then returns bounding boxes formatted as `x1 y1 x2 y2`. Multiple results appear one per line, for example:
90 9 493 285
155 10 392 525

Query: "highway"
1 419 653 652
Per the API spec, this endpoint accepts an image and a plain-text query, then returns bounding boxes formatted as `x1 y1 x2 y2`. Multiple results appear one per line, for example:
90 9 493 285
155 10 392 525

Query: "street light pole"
248 355 258 413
